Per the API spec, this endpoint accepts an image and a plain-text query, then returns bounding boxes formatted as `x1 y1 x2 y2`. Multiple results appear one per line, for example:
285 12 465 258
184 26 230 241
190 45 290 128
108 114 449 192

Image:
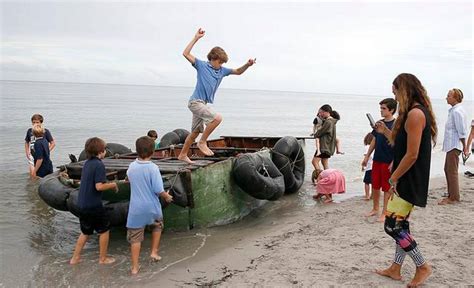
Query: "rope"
271 143 304 172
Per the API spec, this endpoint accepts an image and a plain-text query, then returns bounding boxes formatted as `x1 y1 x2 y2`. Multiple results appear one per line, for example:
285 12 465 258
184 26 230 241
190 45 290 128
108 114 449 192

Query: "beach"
154 175 474 287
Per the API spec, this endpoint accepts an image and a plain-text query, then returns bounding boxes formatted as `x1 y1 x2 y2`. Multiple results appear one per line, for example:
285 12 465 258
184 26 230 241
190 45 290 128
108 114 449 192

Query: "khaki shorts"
188 100 217 133
127 220 164 244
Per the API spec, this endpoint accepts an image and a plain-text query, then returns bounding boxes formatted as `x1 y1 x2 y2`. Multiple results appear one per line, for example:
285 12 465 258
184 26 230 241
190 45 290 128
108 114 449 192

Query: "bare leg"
98 231 115 264
178 131 200 164
408 263 432 287
378 191 392 222
28 165 35 178
375 263 402 280
336 138 344 154
364 183 371 200
312 157 321 171
198 114 222 156
70 233 89 264
321 158 329 170
130 242 141 275
150 230 162 261
366 188 380 217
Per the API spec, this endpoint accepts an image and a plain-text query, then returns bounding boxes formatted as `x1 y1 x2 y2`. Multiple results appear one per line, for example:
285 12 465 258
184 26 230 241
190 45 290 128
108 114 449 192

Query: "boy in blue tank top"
126 136 173 275
177 28 256 164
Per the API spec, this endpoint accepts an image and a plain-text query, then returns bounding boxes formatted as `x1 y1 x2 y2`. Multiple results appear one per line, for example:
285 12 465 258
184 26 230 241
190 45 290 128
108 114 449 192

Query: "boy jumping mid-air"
178 28 256 164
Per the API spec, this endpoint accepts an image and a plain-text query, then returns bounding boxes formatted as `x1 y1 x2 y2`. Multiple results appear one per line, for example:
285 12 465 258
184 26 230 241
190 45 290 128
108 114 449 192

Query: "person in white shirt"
439 88 467 205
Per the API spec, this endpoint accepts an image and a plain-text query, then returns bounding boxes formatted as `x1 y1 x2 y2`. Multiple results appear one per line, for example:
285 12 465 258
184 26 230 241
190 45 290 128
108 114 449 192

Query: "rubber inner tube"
78 143 132 161
38 173 74 211
172 128 190 144
159 131 181 148
271 136 305 194
232 153 285 200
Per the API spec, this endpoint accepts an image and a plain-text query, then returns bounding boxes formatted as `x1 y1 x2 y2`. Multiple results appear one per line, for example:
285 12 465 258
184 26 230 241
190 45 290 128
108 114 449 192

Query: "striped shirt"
443 103 467 152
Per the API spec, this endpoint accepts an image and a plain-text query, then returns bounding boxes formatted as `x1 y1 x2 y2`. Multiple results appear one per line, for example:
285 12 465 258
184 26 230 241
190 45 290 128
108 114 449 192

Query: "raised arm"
183 28 205 64
231 58 256 75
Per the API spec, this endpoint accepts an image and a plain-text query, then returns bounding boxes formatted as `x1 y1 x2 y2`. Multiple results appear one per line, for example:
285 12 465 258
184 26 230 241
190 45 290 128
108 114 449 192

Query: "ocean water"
0 80 469 286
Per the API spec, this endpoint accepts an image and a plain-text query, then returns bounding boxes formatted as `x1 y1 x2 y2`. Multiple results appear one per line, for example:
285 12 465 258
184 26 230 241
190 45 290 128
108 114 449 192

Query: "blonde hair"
391 73 437 145
207 46 228 63
32 124 45 137
451 88 463 103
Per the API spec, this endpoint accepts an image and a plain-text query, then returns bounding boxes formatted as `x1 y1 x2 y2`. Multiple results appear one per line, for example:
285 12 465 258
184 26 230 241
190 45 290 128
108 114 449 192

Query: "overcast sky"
1 1 472 99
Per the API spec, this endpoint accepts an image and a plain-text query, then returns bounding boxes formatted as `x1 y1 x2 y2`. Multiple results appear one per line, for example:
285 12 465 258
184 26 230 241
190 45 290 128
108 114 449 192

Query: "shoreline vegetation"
151 174 473 287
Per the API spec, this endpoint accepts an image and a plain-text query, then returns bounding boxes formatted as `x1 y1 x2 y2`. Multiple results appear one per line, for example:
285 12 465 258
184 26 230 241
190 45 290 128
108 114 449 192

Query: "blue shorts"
363 170 372 184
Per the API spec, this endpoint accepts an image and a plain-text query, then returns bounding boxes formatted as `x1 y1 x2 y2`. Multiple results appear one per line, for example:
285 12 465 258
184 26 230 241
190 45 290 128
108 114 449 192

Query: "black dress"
392 105 432 207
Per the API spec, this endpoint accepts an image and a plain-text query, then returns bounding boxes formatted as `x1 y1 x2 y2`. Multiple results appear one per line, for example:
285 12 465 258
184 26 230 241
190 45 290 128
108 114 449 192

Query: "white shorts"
27 155 34 166
188 100 217 133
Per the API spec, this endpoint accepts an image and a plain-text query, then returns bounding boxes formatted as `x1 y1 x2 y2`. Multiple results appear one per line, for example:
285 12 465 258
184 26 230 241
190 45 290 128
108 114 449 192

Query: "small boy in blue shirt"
25 114 55 177
177 28 256 164
31 124 53 178
126 136 173 275
70 137 118 265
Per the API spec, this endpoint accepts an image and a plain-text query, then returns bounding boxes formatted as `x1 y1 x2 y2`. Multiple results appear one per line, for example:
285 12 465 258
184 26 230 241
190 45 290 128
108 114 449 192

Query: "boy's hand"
161 191 173 203
247 58 256 66
113 182 119 193
195 28 205 39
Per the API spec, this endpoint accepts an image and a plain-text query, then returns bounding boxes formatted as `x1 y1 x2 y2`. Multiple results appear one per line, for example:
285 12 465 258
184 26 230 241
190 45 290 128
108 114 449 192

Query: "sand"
147 175 474 287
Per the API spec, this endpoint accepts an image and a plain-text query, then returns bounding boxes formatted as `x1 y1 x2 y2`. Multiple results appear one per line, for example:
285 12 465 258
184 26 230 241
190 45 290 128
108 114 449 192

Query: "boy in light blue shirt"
178 28 256 164
126 136 173 275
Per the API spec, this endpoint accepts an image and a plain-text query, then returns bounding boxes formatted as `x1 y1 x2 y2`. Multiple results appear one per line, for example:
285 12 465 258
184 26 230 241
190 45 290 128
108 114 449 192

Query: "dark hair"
85 137 106 159
147 130 158 138
136 136 155 159
363 132 374 145
330 110 340 120
379 98 398 114
31 114 44 123
319 104 332 112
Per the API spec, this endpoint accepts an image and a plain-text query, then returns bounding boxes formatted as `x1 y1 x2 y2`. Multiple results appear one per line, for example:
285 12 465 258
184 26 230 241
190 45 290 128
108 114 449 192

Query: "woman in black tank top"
375 73 437 288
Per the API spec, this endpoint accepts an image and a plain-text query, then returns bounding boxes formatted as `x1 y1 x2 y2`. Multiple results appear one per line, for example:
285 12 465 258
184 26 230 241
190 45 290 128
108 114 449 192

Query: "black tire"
38 173 74 211
159 131 181 148
78 143 131 161
271 136 305 194
232 153 285 200
67 189 129 227
173 128 190 144
104 201 129 227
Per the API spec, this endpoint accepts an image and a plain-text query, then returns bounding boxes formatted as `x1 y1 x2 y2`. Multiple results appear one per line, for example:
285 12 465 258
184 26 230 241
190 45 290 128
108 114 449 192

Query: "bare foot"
99 256 116 265
364 196 371 201
323 198 334 204
438 198 458 205
150 254 162 262
336 151 345 155
407 263 432 287
375 264 402 281
377 214 386 222
178 154 195 164
365 209 379 217
197 141 214 156
312 193 323 200
69 257 81 265
131 265 141 276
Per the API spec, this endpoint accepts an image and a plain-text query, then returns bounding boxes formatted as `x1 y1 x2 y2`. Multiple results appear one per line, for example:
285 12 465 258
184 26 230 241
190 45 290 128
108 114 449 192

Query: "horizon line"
0 78 389 99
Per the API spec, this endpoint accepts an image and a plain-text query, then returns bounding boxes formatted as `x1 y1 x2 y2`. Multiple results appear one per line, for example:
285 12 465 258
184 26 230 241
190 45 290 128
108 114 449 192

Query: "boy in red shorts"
361 98 397 222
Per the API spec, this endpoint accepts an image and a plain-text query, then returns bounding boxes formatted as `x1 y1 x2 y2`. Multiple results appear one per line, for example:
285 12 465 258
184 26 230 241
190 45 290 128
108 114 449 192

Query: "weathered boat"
39 136 306 230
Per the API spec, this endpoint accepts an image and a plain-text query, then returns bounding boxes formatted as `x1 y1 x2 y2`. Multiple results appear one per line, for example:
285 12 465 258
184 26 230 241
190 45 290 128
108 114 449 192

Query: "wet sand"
151 175 474 287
